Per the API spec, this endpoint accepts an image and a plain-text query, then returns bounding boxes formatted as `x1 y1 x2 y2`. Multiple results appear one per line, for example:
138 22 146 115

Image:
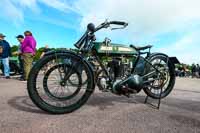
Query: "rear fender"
147 53 175 68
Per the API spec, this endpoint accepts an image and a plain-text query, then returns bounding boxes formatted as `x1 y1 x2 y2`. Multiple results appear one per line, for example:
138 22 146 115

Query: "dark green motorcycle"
27 20 176 114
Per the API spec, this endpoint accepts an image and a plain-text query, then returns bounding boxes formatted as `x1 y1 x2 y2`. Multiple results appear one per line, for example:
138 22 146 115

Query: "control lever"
111 26 126 30
111 24 128 30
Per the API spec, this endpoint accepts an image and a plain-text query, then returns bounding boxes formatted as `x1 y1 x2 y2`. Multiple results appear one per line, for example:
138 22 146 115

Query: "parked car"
0 57 22 76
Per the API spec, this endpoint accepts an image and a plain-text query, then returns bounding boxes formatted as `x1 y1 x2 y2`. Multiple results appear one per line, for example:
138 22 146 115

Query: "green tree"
33 47 44 61
11 45 19 52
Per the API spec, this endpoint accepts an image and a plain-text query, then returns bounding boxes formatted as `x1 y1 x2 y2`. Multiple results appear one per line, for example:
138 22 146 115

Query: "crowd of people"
176 63 200 78
0 31 37 81
191 64 200 78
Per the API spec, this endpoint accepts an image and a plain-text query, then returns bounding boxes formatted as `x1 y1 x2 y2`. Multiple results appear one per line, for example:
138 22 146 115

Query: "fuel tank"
92 42 138 55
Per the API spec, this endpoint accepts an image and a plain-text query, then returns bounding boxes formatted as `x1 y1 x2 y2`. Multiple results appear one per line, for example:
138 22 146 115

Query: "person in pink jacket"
20 31 37 81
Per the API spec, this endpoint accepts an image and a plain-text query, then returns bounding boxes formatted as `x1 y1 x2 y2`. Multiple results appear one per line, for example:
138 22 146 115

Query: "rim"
146 57 171 95
32 55 93 108
43 64 82 101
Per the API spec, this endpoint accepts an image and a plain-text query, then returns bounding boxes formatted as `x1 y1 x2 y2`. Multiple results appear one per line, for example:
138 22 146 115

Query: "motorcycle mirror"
87 23 96 32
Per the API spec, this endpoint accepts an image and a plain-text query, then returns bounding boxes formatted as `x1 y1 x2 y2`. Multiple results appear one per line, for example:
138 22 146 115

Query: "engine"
97 56 145 95
112 75 144 95
107 57 144 95
107 57 131 79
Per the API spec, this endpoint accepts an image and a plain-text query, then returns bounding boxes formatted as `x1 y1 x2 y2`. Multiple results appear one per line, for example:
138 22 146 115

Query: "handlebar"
94 20 128 32
74 20 128 49
109 21 128 26
74 31 88 49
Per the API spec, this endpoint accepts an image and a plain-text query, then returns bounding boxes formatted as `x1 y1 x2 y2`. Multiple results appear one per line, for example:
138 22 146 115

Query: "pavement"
0 76 200 133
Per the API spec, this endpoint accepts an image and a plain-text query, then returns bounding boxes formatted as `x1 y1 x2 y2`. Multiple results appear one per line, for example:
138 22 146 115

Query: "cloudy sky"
0 0 200 64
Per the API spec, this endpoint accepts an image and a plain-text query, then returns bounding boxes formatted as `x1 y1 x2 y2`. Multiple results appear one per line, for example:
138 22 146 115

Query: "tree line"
11 45 56 61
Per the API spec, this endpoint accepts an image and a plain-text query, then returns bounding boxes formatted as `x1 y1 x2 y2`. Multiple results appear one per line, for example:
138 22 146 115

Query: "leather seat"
130 44 152 51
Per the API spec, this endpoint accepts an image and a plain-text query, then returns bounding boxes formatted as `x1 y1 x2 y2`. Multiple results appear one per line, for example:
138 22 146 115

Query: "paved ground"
0 76 200 133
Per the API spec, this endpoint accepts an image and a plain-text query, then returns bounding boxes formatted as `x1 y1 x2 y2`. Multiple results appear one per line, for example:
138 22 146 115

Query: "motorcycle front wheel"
27 52 95 114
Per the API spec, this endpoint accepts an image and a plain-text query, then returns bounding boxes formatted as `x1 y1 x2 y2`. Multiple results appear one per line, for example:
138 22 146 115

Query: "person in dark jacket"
16 35 25 80
191 64 197 78
0 33 11 79
197 64 200 78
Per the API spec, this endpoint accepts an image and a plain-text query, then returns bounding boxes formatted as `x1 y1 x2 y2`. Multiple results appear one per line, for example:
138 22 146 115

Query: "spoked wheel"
43 64 82 101
27 52 95 114
67 69 88 87
67 60 97 87
143 54 175 99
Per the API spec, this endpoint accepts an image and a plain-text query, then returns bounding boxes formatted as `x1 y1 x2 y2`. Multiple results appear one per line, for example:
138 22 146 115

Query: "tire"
27 52 95 114
67 60 96 86
143 54 176 99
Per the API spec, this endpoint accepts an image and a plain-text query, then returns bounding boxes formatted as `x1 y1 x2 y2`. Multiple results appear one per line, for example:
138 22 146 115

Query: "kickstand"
144 87 163 109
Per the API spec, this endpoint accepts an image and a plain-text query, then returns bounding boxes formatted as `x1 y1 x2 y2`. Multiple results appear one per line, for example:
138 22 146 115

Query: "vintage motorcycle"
27 20 176 114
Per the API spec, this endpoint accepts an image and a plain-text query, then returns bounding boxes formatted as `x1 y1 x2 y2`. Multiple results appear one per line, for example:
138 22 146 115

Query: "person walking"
0 33 11 79
20 31 36 81
199 65 200 78
196 64 200 78
16 35 25 80
191 64 197 78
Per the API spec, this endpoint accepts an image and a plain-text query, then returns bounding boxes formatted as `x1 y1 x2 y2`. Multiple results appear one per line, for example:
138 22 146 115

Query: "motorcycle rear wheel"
143 54 176 99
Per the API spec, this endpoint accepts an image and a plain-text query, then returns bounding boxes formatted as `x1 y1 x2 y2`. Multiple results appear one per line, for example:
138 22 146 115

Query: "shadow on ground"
7 93 146 114
7 96 47 114
7 92 200 115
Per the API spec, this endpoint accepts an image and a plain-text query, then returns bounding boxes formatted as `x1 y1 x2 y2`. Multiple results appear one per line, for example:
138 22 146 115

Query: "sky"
0 0 200 64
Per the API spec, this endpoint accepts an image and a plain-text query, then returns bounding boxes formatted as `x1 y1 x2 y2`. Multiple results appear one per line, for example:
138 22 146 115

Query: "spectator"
16 35 25 80
178 65 184 77
40 45 50 58
0 33 11 79
197 64 200 78
191 64 196 78
20 31 37 81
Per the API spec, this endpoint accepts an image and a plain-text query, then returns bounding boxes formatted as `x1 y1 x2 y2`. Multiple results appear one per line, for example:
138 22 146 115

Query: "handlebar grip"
74 32 87 49
110 21 128 26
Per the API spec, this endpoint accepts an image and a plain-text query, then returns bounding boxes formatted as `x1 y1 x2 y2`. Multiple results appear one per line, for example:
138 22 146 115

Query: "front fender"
44 49 95 70
44 49 77 57
43 49 95 89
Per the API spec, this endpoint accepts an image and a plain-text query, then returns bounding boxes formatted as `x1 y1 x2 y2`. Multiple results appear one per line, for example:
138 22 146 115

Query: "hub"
60 81 66 86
